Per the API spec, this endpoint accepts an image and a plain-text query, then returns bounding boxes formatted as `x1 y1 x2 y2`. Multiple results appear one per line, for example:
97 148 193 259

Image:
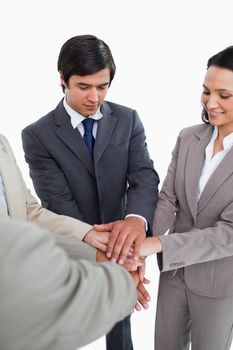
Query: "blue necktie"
82 118 95 156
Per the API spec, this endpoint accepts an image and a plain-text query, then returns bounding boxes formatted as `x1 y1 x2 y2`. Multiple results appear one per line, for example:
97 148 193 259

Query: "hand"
96 251 151 311
121 257 144 274
138 256 146 282
96 249 109 263
123 255 146 282
83 229 110 252
94 217 146 265
140 236 163 257
134 278 151 311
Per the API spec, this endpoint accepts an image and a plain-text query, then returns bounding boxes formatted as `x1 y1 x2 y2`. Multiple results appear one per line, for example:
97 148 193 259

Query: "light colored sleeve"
159 199 233 271
25 187 92 240
1 134 92 240
54 232 97 261
0 219 136 350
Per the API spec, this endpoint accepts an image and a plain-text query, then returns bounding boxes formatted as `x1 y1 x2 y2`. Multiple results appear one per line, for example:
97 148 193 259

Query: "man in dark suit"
22 34 159 350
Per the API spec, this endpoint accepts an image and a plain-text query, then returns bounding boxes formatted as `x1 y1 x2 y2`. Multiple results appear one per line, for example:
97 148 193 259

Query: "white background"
1 1 233 349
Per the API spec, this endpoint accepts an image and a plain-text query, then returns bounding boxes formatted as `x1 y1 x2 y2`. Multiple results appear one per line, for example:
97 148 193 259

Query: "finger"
137 282 151 302
123 262 138 271
138 262 145 282
93 222 114 232
127 251 134 258
94 242 108 252
117 236 135 265
136 289 149 309
106 225 121 259
134 301 142 312
124 257 142 271
142 277 151 284
110 231 128 262
133 235 145 261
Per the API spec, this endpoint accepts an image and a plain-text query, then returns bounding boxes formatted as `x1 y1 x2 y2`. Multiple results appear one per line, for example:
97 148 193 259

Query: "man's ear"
59 71 65 85
59 71 67 93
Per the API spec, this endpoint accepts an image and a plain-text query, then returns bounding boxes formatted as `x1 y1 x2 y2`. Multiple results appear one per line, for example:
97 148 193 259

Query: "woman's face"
201 66 233 134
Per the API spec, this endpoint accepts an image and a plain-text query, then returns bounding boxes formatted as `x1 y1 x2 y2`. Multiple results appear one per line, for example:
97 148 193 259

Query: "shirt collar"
210 126 233 150
63 97 103 129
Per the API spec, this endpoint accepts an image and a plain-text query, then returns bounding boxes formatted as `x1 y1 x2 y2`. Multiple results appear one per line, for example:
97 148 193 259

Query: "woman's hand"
140 236 163 257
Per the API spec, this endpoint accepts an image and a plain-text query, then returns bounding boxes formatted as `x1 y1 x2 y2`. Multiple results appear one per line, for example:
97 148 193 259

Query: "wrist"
125 216 146 229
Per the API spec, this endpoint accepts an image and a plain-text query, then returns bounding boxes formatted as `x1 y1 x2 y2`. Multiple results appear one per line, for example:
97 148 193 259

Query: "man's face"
60 68 111 116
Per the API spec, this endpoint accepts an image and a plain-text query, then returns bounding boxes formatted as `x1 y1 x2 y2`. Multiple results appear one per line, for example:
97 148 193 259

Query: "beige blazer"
0 133 92 240
0 218 136 350
154 124 233 298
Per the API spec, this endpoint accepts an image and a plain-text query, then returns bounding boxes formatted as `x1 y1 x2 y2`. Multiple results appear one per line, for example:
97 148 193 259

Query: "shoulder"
22 111 55 133
179 123 212 139
102 101 144 130
0 134 14 155
0 133 9 145
22 100 64 133
102 100 136 116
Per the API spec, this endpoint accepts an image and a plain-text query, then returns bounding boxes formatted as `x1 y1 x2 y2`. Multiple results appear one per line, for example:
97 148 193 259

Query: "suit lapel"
185 126 213 219
93 102 117 164
198 145 233 213
0 138 26 219
54 101 95 176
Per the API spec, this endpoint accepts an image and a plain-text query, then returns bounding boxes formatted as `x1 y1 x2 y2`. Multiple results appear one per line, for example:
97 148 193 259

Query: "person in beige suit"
138 46 233 349
0 131 149 293
0 217 137 350
0 134 146 349
0 132 109 245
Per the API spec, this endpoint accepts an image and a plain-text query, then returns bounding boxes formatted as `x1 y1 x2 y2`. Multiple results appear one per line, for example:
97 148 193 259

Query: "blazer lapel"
93 102 117 164
198 145 233 213
54 101 95 176
0 139 26 219
185 126 213 219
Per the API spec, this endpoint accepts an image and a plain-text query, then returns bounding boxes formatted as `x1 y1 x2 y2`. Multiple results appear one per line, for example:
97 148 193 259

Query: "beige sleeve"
0 219 136 350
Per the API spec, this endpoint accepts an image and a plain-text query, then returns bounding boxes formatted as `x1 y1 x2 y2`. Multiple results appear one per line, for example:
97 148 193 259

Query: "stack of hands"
84 216 163 311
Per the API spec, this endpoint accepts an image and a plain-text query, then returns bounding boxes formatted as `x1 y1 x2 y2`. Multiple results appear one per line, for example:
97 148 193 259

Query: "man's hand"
94 217 146 265
83 229 110 252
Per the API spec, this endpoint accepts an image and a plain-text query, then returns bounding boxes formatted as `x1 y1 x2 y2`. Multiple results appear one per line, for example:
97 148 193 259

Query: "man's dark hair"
202 46 233 123
57 34 116 93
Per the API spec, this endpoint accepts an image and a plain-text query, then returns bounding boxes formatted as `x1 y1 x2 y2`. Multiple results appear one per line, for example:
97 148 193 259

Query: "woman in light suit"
141 46 233 349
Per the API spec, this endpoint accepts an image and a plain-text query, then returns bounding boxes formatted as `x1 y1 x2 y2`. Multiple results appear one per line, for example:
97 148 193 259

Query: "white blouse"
198 127 233 200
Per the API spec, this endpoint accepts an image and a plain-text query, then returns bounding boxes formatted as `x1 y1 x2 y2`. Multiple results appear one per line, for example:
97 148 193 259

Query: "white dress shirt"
63 98 103 137
198 126 233 199
0 176 8 214
63 97 148 230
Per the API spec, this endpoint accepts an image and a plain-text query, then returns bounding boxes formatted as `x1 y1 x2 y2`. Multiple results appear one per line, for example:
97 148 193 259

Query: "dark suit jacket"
22 99 159 230
154 124 233 298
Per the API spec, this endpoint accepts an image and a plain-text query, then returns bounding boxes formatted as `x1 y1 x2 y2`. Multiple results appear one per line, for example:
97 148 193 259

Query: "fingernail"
106 252 111 258
143 303 149 309
110 258 116 263
118 259 123 265
147 296 151 301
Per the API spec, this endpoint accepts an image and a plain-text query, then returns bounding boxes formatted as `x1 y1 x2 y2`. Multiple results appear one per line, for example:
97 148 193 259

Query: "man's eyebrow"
77 82 109 87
